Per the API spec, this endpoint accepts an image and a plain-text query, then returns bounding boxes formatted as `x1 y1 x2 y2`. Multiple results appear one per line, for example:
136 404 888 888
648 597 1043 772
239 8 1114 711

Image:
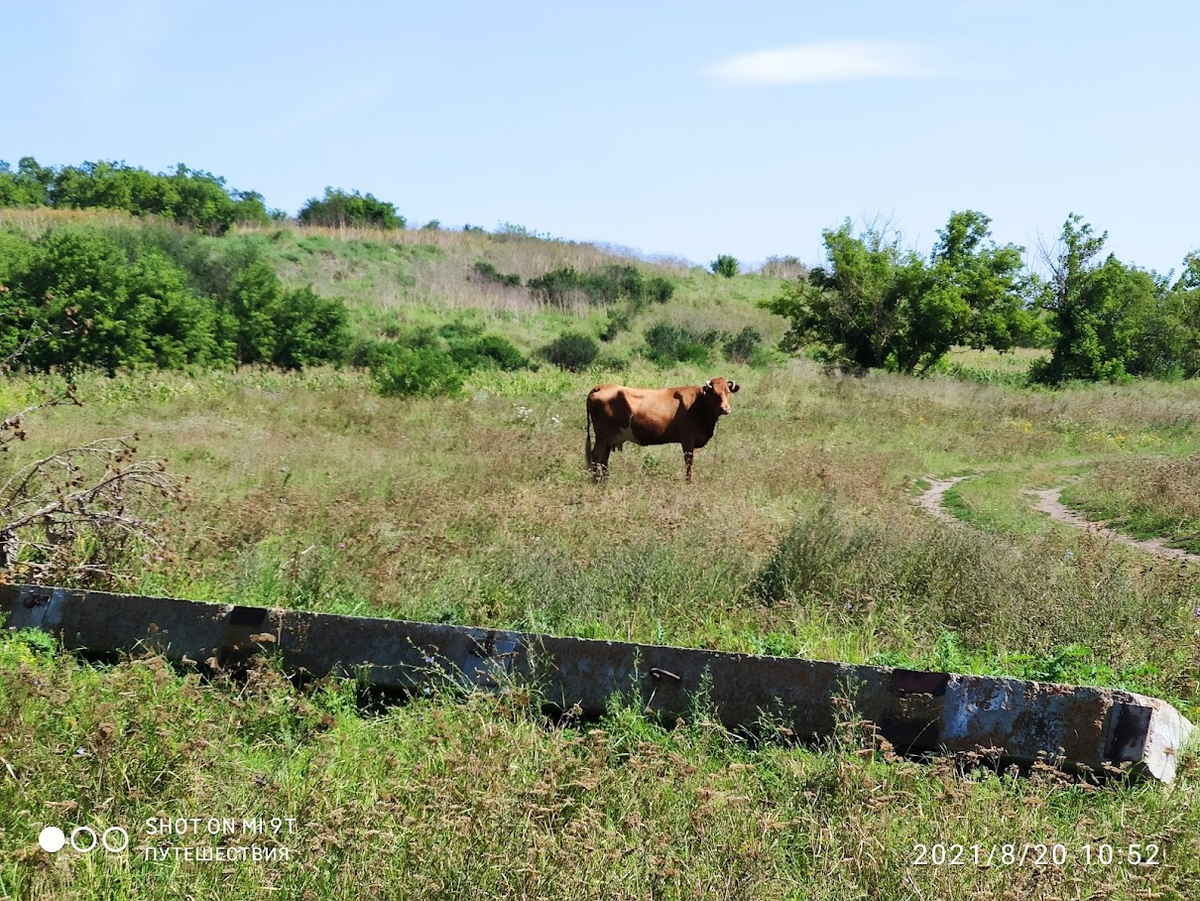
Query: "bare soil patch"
916 476 969 525
1024 487 1200 564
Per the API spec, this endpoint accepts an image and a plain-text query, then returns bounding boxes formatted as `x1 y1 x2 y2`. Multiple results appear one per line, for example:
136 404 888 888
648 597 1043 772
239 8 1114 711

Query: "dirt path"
916 476 969 525
1024 487 1200 564
917 475 1199 564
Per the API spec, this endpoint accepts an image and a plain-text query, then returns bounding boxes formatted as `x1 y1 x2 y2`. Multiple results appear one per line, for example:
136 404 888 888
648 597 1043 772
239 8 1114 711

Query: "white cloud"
707 40 934 85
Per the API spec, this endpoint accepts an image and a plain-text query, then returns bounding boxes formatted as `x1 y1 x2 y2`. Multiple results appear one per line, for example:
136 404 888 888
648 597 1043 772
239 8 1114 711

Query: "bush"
711 254 739 278
527 265 671 308
644 322 713 366
442 322 529 371
646 276 675 303
272 285 351 369
527 268 607 307
0 158 265 234
468 334 529 370
542 332 599 371
472 261 522 288
12 228 227 373
600 309 629 342
1 224 350 373
371 344 465 397
298 188 405 229
722 326 763 364
364 322 531 398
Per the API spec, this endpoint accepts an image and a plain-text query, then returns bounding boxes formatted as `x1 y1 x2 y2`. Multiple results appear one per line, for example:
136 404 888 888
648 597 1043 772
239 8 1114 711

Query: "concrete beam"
1 584 1192 782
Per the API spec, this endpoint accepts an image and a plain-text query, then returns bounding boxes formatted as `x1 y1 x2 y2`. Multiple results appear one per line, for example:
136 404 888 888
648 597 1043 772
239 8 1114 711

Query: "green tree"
1031 214 1164 383
298 188 405 229
711 254 739 278
164 165 234 233
124 248 223 368
51 161 135 212
764 213 1036 375
0 158 53 206
1168 251 1200 376
929 210 1041 353
225 260 283 364
272 285 350 369
223 260 350 369
13 229 223 373
2 158 259 234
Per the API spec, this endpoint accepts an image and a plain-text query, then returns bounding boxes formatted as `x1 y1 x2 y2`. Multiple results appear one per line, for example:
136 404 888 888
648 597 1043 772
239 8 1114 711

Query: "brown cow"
586 377 741 483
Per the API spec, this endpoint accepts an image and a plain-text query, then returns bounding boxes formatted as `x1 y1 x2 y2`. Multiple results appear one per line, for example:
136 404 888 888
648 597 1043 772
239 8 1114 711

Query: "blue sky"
6 1 1199 274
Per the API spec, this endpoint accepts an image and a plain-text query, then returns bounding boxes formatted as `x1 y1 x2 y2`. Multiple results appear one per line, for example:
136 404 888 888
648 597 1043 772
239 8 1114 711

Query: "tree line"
0 225 350 372
0 223 535 396
764 211 1200 384
4 157 1198 385
0 158 404 234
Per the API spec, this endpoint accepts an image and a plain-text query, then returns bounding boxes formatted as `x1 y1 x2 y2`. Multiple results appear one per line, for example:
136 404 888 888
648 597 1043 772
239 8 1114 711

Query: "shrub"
600 309 629 342
711 254 739 278
472 261 522 288
646 276 675 303
468 334 529 370
220 259 351 369
272 285 351 369
298 188 405 229
527 265 670 308
722 326 763 364
371 344 465 397
2 224 348 373
644 322 713 366
527 268 601 307
542 332 599 372
14 228 226 373
364 323 531 397
442 322 529 371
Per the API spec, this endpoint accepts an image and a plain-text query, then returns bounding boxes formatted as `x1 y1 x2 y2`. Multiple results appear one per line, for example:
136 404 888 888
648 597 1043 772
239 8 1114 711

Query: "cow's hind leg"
683 446 695 483
590 442 612 483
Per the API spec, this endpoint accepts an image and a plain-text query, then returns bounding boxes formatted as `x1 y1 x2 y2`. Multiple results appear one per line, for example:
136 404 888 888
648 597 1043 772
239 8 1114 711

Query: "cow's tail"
585 402 594 473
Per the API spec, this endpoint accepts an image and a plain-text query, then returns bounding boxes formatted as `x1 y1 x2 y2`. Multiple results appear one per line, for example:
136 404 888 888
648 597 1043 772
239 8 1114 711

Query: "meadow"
2 220 1199 899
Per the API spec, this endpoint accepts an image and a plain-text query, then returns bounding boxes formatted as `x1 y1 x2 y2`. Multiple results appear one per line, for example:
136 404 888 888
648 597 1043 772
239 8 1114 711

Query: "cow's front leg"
683 446 695 483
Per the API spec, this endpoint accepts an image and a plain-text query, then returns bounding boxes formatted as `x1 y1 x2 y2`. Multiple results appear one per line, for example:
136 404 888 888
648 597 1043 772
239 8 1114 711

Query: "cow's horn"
704 379 713 390
728 379 740 392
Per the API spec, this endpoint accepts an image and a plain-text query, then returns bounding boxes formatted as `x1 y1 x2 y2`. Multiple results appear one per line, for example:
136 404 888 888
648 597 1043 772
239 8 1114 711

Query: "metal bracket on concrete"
1 583 1193 783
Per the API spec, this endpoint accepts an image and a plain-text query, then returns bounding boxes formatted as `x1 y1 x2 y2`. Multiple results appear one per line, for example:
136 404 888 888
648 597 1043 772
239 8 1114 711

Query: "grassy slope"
236 224 790 361
2 217 1200 897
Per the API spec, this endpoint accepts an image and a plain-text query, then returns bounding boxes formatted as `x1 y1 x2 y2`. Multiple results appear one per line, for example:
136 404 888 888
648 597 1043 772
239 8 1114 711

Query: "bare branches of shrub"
0 425 182 587
0 322 183 586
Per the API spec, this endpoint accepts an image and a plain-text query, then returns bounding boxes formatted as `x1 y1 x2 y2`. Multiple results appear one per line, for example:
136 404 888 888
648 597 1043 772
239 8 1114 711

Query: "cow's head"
703 377 740 415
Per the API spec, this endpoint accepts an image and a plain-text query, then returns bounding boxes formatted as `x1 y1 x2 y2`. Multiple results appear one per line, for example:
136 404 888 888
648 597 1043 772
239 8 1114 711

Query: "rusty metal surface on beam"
1 583 1192 783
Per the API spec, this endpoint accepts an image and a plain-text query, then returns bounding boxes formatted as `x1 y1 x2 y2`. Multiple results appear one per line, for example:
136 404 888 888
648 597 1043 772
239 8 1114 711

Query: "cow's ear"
728 380 740 393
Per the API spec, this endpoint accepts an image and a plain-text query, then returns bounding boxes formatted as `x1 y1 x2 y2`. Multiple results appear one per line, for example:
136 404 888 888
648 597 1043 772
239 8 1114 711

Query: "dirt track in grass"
917 476 1200 564
1023 486 1200 564
915 476 969 525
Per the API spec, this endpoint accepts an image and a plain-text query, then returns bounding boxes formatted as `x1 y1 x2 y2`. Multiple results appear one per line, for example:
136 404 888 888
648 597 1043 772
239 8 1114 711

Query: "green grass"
4 216 1200 897
1062 454 1200 554
4 629 1200 899
237 224 790 362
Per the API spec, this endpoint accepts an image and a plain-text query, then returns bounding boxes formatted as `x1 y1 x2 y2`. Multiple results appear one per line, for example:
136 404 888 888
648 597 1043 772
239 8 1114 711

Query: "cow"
585 377 741 483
